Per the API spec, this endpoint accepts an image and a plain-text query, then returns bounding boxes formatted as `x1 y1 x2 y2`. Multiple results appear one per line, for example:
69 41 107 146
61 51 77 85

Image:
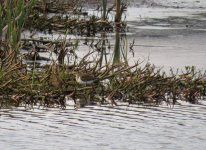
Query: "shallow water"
126 0 206 71
1 101 206 150
22 0 206 71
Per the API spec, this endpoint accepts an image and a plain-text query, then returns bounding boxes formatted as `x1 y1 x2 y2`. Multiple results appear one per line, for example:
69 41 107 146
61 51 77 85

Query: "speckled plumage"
75 73 99 85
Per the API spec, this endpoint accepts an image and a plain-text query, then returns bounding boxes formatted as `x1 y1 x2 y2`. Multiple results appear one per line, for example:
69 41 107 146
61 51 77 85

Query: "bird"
74 62 125 85
75 72 99 85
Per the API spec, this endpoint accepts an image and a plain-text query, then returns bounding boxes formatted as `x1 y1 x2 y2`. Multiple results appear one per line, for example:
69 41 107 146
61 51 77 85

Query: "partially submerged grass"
25 0 114 36
1 49 206 109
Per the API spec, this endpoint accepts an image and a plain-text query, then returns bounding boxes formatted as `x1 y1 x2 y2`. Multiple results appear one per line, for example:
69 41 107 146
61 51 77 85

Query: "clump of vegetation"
24 0 114 36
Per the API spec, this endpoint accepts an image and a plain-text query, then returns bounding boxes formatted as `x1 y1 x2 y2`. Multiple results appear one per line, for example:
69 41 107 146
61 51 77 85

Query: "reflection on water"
1 102 206 150
126 1 206 71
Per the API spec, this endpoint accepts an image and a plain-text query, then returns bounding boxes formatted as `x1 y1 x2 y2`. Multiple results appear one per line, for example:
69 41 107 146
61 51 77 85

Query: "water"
126 0 206 71
1 101 206 150
22 0 206 71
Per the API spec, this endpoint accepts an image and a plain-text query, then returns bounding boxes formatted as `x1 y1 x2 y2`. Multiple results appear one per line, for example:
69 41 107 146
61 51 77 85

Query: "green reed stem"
115 0 121 23
101 0 107 20
0 0 35 62
113 31 120 64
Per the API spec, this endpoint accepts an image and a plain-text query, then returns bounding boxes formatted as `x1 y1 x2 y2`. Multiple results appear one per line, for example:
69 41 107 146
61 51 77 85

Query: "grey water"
1 102 206 150
126 0 206 71
83 0 206 72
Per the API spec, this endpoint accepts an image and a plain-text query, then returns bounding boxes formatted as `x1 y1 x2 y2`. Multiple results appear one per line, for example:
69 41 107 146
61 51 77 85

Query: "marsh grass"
112 0 129 65
0 0 35 62
115 0 121 23
25 0 115 36
1 47 206 109
113 31 120 64
101 0 107 20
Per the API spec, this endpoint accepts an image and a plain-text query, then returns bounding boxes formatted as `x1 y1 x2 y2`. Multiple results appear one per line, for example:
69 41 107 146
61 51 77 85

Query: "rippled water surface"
1 102 206 150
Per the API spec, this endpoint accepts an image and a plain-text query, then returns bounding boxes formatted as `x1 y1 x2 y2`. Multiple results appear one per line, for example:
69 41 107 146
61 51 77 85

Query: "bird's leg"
100 84 106 104
107 91 118 106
